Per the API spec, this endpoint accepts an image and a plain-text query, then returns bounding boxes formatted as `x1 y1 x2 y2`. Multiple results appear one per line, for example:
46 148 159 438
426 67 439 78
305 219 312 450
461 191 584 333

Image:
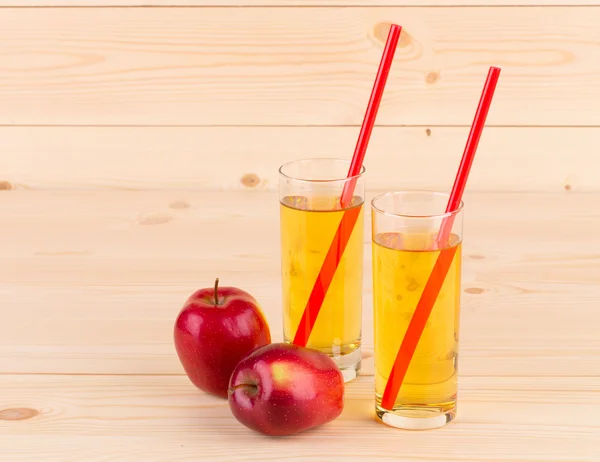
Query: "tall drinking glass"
371 191 463 429
279 158 365 381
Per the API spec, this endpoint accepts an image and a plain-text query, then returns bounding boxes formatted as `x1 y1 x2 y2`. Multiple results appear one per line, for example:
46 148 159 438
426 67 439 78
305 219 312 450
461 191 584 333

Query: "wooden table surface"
1 190 599 461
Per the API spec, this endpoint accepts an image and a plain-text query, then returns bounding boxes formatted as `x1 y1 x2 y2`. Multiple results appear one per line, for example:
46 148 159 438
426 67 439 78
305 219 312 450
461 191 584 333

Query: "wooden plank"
0 7 598 126
0 191 598 377
1 126 597 192
3 1 600 5
0 374 598 461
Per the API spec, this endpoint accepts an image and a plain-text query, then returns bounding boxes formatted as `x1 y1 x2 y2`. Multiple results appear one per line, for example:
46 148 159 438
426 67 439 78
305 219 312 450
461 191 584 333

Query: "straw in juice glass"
380 66 501 411
292 24 402 347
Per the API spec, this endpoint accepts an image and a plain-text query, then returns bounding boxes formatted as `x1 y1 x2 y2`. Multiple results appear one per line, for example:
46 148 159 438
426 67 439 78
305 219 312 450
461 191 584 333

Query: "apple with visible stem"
228 342 345 436
174 278 271 398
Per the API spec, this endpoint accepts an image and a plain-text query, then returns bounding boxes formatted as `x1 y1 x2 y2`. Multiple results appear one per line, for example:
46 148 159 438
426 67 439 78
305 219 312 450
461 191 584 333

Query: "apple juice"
372 231 461 423
280 194 364 381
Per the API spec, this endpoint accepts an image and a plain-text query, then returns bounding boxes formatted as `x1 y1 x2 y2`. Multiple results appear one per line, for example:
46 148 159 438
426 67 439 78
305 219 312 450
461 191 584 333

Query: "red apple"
228 342 344 436
174 278 271 398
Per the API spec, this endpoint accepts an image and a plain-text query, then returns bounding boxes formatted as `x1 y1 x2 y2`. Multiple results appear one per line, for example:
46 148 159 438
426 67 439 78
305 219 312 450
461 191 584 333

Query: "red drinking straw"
292 24 402 347
380 66 501 411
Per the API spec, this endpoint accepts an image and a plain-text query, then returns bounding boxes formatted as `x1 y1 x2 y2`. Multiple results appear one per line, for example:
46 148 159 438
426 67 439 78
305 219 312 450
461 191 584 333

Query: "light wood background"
0 2 599 193
0 1 599 461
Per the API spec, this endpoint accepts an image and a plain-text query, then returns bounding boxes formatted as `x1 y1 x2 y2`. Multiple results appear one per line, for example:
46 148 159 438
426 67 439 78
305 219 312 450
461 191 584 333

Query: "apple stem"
214 278 220 305
228 383 259 396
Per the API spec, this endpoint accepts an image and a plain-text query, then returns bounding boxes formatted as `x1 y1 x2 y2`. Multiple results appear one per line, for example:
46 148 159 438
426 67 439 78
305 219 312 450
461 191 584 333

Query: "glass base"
375 404 456 430
283 339 362 383
332 346 361 383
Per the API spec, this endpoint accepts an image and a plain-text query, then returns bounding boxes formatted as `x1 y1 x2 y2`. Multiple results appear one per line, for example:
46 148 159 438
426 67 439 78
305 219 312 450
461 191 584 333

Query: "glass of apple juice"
278 158 365 382
372 191 463 429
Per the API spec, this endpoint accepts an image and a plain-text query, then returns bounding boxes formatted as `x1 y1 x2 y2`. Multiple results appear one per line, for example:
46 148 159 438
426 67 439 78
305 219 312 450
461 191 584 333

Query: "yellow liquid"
373 231 461 418
280 195 364 365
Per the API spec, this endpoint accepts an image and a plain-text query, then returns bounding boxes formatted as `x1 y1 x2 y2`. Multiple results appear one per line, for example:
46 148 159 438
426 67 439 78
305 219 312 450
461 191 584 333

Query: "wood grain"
3 0 600 5
0 374 598 461
1 191 598 378
0 7 598 126
2 126 598 192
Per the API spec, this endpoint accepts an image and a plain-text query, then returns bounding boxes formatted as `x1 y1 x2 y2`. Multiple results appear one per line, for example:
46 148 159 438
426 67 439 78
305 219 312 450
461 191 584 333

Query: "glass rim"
371 190 464 220
278 157 366 184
